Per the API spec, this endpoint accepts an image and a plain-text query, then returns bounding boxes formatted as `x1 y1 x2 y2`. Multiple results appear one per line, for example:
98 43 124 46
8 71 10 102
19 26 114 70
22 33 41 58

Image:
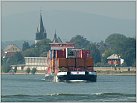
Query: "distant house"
107 54 124 66
2 44 21 58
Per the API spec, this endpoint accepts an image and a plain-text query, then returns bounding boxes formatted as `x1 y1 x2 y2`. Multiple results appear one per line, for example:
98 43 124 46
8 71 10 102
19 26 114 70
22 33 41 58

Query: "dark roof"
107 54 121 59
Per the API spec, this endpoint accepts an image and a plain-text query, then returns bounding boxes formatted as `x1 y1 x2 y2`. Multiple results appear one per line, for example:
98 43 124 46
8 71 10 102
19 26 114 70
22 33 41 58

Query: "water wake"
2 92 135 97
2 92 136 102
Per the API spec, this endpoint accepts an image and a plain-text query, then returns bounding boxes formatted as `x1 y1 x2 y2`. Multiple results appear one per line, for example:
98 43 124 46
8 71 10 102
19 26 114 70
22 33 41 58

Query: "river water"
1 74 136 102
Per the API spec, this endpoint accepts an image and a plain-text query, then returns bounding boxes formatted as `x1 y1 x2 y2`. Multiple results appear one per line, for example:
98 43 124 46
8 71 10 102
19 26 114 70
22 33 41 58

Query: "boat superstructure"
45 43 97 82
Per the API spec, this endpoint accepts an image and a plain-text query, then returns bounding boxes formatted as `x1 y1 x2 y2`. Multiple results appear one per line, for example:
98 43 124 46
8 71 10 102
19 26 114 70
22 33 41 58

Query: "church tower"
35 13 47 44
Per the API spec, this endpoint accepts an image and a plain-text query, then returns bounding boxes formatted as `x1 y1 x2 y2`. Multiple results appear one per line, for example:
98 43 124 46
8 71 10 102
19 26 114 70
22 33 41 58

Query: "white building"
23 57 48 70
11 57 48 71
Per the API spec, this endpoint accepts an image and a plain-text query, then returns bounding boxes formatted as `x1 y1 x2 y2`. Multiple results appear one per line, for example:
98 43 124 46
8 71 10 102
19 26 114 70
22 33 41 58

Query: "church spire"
39 13 45 33
54 29 57 39
35 12 47 44
52 30 62 43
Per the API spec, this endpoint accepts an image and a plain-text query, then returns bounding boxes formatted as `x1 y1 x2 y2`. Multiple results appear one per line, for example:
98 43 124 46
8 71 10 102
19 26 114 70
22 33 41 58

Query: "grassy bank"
94 67 136 75
96 71 136 75
1 69 136 76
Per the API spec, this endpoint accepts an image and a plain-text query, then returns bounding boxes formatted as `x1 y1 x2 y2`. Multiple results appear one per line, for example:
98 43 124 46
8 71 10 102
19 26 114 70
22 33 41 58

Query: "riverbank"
1 70 136 76
97 71 136 76
94 67 136 75
1 67 136 75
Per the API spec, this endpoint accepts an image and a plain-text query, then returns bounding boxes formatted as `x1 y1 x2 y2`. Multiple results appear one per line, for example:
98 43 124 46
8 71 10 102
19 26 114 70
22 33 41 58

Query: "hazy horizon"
1 1 136 42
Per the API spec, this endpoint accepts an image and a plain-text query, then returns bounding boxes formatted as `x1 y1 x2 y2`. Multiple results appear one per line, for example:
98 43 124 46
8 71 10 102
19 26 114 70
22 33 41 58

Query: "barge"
45 43 97 82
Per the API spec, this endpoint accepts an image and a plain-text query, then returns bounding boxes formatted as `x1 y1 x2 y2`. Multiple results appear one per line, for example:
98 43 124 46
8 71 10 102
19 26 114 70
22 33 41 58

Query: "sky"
1 1 136 42
2 1 135 20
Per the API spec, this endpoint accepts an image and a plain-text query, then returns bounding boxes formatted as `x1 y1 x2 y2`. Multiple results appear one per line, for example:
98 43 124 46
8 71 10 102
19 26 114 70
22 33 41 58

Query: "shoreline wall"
94 67 136 72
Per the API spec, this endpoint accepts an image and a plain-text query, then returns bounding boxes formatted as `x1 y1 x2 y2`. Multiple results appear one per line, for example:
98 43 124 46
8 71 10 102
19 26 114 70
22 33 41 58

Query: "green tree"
105 33 127 54
102 49 114 63
89 43 101 64
22 41 30 51
31 68 37 75
123 48 136 66
40 52 47 57
1 52 25 73
122 38 136 66
26 68 30 74
35 38 51 46
1 57 10 73
22 48 40 57
105 33 136 66
36 38 52 54
70 35 90 49
6 52 25 65
1 63 11 73
22 38 51 57
96 41 109 54
13 67 17 73
70 35 101 64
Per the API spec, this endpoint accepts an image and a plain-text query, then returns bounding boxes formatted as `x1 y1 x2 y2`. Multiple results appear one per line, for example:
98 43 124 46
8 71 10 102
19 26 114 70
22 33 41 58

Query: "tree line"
1 33 136 72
